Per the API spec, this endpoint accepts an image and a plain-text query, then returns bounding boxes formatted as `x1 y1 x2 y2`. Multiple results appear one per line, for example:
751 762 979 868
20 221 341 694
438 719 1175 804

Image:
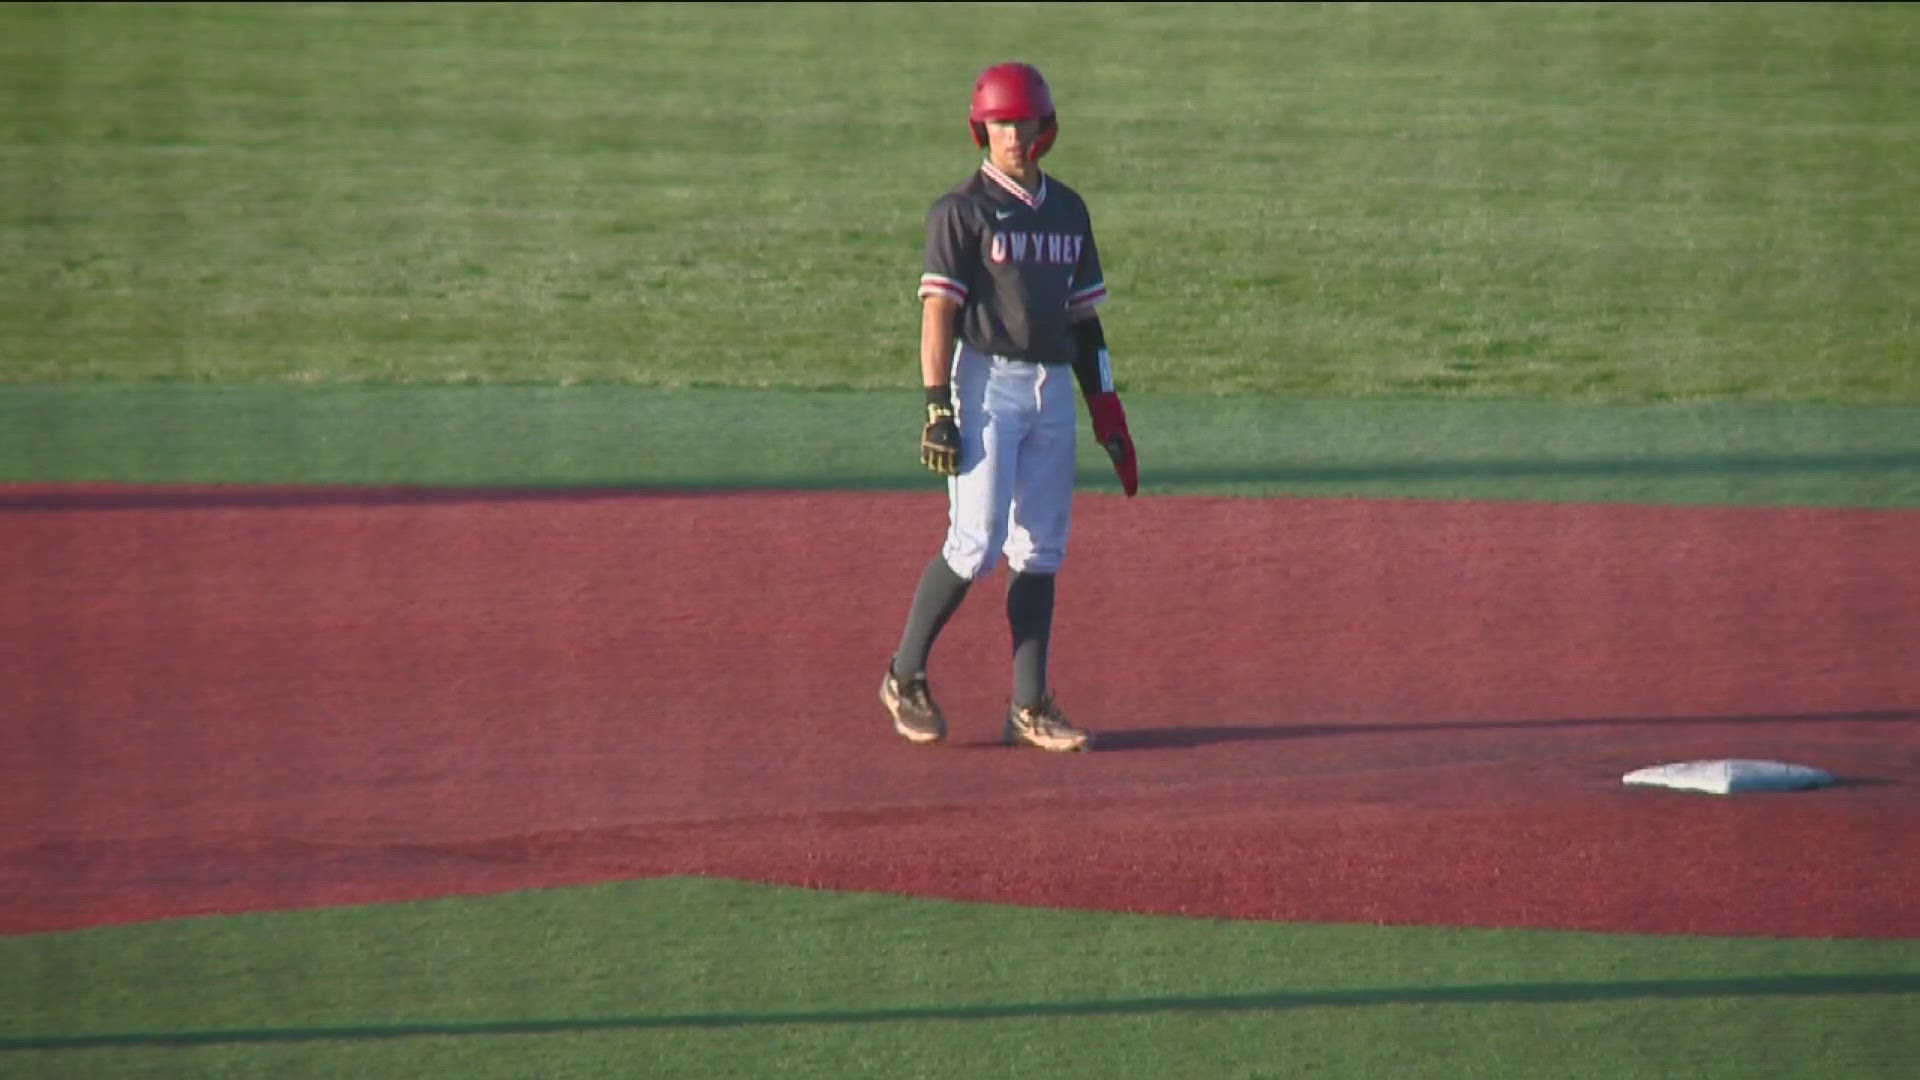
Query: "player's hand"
1085 391 1137 496
920 403 960 476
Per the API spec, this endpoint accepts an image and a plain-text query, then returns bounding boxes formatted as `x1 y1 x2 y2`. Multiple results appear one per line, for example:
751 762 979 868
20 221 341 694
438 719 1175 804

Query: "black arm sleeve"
1070 317 1111 398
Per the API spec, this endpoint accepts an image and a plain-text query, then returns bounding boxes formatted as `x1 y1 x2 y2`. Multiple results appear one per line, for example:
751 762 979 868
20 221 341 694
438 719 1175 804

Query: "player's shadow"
1092 709 1916 752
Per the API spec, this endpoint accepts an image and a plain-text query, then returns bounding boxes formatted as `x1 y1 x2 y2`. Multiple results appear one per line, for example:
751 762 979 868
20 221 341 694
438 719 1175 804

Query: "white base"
1622 759 1834 795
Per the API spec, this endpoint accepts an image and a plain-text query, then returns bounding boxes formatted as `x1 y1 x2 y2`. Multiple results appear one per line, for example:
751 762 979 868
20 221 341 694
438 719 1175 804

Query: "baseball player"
880 61 1137 752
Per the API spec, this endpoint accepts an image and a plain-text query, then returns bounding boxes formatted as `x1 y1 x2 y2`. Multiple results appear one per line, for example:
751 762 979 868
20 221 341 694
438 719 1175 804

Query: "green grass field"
3 2 1915 400
5 880 1917 1079
3 3 1916 1077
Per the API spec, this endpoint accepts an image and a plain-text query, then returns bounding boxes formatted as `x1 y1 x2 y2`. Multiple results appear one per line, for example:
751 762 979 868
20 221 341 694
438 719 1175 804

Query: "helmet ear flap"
970 121 988 149
1032 115 1058 159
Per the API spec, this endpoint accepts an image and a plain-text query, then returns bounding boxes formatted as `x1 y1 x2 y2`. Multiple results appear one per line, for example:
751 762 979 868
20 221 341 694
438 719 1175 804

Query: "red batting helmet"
968 62 1057 159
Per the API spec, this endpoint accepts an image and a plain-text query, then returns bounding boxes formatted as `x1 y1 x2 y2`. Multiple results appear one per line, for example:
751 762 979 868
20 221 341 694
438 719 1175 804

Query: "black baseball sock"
893 556 972 678
1006 570 1056 709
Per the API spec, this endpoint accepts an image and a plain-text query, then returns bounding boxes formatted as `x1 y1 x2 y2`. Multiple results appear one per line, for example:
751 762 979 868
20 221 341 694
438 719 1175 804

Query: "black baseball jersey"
917 161 1106 366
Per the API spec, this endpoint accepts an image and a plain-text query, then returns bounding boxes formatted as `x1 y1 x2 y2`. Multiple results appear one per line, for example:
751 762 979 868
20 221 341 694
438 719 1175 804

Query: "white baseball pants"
941 343 1078 581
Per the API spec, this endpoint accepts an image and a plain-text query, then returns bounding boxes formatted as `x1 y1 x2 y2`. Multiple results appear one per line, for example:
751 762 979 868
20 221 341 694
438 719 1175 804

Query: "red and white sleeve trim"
1066 281 1107 316
918 273 968 304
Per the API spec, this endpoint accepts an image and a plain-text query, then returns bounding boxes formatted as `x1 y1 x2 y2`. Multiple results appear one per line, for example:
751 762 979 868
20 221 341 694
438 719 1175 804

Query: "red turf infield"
2 486 1916 937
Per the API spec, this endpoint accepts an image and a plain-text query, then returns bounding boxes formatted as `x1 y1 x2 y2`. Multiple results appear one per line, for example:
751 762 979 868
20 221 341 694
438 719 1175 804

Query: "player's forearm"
1069 315 1112 399
920 297 962 395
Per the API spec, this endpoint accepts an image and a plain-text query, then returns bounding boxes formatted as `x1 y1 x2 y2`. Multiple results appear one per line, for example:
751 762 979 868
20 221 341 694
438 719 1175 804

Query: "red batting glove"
1085 391 1138 497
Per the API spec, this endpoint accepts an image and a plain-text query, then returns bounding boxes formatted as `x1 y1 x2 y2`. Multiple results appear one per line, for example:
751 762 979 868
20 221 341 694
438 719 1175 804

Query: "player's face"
985 117 1044 176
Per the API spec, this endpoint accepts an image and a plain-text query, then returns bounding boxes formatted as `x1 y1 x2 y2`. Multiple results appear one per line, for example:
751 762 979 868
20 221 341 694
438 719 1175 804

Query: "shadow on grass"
1093 709 1918 752
0 483 824 512
0 447 1915 510
1140 449 1920 487
5 973 1915 1052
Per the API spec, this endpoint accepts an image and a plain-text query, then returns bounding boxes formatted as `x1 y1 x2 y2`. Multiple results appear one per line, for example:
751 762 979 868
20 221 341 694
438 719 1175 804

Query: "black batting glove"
920 402 960 476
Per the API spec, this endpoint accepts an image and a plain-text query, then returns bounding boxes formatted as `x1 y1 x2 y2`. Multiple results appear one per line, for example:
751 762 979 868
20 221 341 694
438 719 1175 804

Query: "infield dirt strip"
2 487 1916 937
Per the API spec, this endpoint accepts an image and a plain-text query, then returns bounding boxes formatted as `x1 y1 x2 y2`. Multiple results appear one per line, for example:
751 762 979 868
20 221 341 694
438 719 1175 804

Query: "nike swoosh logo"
994 208 1017 220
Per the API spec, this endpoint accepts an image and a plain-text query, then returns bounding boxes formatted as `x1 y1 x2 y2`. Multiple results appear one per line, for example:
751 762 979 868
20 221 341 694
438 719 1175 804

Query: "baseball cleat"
880 660 946 744
1003 693 1091 752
